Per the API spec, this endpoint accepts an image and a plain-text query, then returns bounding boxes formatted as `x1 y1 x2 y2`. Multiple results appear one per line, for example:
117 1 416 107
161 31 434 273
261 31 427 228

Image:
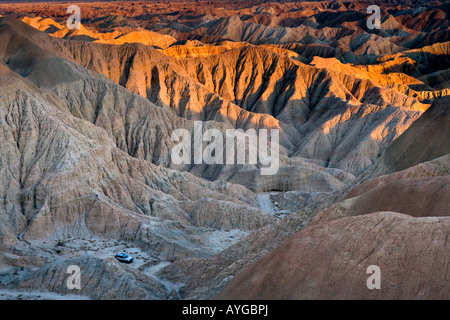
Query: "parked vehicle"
115 253 134 264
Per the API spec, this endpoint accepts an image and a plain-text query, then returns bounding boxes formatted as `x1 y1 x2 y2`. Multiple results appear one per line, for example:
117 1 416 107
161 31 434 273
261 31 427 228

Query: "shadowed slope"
215 212 450 299
370 96 450 177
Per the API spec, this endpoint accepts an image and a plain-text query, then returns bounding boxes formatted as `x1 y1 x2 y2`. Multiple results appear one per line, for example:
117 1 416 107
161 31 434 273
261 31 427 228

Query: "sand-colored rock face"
0 0 448 300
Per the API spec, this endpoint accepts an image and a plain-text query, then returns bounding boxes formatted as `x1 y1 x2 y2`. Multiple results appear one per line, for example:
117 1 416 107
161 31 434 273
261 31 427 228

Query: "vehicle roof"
116 253 128 257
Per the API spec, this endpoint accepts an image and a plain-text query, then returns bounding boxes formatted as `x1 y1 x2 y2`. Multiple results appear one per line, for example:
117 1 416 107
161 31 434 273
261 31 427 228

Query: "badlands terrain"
0 0 448 299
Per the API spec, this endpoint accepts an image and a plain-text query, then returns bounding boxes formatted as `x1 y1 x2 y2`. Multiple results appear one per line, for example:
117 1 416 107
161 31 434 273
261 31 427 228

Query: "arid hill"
0 1 448 300
8 11 447 176
216 211 450 299
215 96 450 299
369 96 450 176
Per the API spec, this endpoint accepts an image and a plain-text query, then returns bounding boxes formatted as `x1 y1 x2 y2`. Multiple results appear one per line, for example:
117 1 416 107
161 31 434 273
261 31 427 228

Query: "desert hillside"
0 0 448 300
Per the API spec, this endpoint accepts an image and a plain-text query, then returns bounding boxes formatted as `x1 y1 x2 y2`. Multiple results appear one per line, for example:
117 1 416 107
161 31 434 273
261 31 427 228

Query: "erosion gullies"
214 96 450 300
0 59 271 244
158 95 450 299
0 0 448 300
0 16 420 182
0 67 271 297
37 22 435 176
0 18 281 298
8 3 448 178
